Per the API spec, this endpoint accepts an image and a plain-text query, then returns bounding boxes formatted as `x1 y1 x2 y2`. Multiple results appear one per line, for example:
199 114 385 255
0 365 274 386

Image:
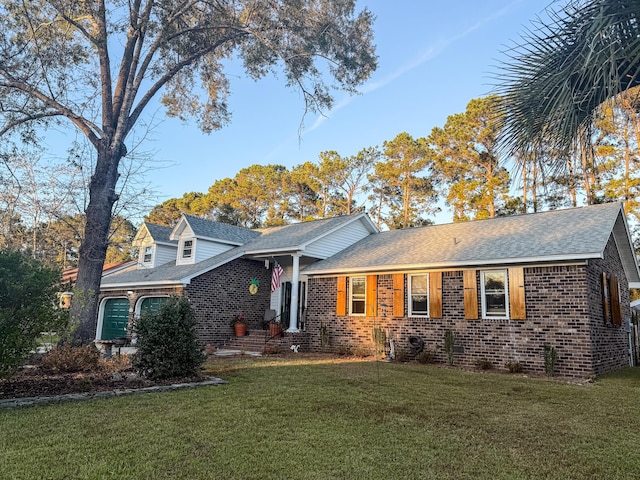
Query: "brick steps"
224 329 287 351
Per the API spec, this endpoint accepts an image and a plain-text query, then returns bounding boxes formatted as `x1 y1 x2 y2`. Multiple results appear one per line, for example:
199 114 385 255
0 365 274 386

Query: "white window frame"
349 276 366 316
143 245 153 263
408 273 429 317
182 239 194 259
134 295 171 318
480 269 509 319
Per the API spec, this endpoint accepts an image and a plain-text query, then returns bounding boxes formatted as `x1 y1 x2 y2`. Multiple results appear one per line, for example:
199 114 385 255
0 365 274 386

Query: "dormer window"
182 240 193 258
143 246 153 263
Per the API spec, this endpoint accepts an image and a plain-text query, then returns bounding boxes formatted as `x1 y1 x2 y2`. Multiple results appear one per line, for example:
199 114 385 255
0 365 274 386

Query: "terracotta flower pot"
269 322 283 338
234 323 247 337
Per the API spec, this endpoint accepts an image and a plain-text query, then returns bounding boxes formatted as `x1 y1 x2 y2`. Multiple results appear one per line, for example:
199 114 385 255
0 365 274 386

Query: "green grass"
2 356 640 479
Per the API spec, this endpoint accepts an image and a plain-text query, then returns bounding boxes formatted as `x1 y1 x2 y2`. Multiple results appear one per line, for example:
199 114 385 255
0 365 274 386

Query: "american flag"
271 261 284 292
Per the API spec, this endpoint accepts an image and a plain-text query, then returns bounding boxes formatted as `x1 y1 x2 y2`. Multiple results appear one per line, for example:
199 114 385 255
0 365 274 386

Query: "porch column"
287 253 301 333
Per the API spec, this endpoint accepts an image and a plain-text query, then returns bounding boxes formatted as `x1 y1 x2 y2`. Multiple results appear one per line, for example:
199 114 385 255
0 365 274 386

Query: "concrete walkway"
213 349 262 357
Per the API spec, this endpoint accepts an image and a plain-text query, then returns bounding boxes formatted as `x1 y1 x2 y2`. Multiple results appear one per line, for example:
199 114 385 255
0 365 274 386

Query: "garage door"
139 297 169 315
101 298 130 340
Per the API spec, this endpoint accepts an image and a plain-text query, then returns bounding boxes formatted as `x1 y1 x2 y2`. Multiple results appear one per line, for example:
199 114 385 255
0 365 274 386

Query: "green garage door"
101 298 130 340
139 297 169 315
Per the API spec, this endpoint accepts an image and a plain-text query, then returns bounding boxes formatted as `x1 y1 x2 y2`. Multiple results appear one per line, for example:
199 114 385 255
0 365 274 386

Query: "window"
409 274 429 316
481 270 508 318
138 297 169 316
143 246 153 263
350 276 366 315
182 240 193 258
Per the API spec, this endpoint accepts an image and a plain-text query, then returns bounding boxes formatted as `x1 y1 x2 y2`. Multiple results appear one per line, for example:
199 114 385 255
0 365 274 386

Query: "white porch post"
287 253 301 333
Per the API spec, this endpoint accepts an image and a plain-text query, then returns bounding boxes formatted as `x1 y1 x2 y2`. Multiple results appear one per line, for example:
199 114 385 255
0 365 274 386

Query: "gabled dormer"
132 223 178 269
170 214 261 266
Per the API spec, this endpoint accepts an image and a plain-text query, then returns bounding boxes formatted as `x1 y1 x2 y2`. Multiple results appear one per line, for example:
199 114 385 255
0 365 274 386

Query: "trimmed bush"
475 358 493 370
0 250 69 378
415 349 436 364
506 360 524 373
40 344 101 373
132 296 205 380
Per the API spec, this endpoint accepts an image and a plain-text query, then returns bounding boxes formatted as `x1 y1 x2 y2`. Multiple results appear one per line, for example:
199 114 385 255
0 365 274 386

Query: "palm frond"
495 0 640 163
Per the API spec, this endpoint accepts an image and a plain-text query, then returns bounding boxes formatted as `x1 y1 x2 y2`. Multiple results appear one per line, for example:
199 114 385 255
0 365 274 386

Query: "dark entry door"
280 282 306 330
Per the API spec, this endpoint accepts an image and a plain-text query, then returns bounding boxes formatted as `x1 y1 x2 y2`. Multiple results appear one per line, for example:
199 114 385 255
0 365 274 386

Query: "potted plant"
269 319 283 338
231 313 248 337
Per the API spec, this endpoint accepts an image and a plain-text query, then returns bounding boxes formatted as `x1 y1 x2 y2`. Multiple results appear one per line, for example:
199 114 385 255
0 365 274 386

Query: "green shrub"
0 250 69 378
475 358 493 370
335 345 353 356
40 344 101 373
132 296 205 380
444 330 455 366
415 349 435 364
506 360 523 373
543 344 557 376
393 349 409 362
352 345 372 358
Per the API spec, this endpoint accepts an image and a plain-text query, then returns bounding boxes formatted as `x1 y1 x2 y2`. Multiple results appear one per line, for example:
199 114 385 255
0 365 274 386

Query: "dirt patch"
0 361 205 400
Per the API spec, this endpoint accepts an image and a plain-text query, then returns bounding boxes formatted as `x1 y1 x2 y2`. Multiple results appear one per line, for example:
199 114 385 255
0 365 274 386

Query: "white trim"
304 255 599 276
408 273 429 317
612 207 640 283
95 296 129 341
480 269 509 319
100 281 184 290
142 245 154 265
305 261 588 278
134 295 171 318
181 239 194 260
349 276 366 316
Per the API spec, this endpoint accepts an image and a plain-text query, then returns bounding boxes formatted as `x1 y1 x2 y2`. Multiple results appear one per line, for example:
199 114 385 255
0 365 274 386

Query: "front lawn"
1 356 639 479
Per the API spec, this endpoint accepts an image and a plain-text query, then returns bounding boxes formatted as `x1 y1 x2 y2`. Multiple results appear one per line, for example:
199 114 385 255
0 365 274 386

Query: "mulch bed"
0 367 205 400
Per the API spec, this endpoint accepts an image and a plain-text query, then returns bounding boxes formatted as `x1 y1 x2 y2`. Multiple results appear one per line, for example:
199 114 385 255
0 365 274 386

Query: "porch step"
224 329 293 352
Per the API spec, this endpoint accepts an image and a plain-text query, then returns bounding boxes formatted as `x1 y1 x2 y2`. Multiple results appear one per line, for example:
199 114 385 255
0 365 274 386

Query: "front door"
101 298 130 340
280 281 306 330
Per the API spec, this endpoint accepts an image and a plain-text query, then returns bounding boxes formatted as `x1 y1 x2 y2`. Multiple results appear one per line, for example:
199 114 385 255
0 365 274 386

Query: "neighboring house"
303 202 640 377
97 213 378 346
61 260 136 285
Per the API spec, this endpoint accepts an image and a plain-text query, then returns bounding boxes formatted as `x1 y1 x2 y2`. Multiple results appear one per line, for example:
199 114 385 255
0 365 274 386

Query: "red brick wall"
185 258 272 346
586 234 631 374
307 248 630 377
98 258 271 347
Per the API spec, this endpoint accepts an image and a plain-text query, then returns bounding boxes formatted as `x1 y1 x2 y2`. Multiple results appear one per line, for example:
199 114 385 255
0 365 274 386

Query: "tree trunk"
71 141 122 343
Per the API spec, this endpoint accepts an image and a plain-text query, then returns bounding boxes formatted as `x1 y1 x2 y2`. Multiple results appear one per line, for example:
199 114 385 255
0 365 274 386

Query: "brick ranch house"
303 202 640 377
97 203 639 377
97 213 378 349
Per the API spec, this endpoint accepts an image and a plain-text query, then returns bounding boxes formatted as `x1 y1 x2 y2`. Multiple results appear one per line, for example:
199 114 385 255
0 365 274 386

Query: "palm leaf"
495 0 640 164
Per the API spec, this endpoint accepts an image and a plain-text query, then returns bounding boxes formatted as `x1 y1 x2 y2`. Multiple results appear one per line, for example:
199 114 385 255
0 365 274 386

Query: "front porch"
222 329 311 355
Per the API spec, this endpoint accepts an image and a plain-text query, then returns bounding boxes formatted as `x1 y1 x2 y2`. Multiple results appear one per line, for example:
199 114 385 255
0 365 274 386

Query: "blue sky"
46 0 553 222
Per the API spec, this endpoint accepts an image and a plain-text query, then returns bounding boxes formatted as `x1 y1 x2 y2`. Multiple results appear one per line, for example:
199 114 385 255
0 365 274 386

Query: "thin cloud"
307 1 521 133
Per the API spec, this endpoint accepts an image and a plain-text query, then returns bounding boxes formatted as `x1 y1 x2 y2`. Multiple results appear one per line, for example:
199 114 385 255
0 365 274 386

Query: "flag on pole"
271 261 284 292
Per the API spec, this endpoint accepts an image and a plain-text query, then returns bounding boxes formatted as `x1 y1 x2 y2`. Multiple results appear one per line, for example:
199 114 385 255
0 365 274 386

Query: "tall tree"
373 132 437 228
0 1 377 340
496 0 640 160
287 162 321 222
146 192 209 227
206 164 288 228
333 147 377 215
429 96 510 221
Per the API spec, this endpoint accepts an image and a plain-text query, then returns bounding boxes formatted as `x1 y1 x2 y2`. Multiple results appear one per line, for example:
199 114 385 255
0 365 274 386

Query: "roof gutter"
303 253 600 276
